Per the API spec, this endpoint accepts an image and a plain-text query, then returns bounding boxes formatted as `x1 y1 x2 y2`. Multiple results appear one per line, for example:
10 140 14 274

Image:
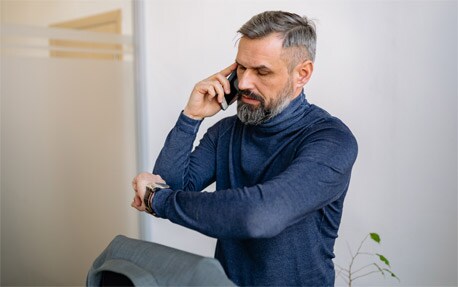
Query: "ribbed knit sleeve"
152 113 357 240
153 112 215 192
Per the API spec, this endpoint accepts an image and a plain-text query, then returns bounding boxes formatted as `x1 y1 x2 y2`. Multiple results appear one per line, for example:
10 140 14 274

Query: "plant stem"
337 272 349 285
335 263 349 273
352 263 376 275
352 270 383 282
348 234 370 287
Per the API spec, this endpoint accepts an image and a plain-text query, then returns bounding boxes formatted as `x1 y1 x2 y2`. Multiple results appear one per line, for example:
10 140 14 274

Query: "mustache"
239 89 265 103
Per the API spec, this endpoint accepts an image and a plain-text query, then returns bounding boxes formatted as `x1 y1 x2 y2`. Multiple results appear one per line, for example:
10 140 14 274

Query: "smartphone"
221 71 239 110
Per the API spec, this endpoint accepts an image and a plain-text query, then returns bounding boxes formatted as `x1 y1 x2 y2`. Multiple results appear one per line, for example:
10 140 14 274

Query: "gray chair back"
87 235 235 286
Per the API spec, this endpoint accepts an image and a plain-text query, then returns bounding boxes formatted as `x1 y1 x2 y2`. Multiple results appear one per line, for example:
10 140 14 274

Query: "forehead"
236 33 286 70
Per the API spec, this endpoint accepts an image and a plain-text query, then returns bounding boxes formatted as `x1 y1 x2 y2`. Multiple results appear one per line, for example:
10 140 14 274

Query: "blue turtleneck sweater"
152 92 358 286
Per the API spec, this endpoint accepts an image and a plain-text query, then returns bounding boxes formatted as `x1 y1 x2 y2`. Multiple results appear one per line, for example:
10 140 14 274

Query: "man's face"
235 33 299 124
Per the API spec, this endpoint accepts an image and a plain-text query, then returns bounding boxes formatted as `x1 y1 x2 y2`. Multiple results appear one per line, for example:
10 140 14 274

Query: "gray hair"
238 11 317 70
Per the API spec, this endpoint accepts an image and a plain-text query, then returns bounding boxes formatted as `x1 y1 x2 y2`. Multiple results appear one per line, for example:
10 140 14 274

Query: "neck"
291 87 304 100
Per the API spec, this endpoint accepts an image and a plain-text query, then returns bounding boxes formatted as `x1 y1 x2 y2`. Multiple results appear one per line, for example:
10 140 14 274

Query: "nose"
237 69 256 91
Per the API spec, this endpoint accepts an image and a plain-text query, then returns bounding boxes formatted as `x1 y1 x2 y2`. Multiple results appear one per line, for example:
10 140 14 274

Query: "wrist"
183 108 204 121
144 182 170 217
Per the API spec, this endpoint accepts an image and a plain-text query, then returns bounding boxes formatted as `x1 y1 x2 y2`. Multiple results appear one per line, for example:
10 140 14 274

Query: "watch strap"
144 183 170 217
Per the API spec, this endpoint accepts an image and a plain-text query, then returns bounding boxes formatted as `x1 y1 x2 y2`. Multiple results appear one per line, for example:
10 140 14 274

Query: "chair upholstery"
87 235 235 286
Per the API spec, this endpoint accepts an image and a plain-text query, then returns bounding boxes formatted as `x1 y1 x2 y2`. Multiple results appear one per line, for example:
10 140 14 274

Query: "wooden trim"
49 10 123 60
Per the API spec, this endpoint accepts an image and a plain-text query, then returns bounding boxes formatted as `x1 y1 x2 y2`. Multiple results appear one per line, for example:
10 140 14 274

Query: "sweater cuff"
176 111 203 135
152 188 173 218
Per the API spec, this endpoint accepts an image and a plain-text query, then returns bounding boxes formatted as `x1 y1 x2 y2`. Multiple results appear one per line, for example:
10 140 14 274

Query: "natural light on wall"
1 1 138 285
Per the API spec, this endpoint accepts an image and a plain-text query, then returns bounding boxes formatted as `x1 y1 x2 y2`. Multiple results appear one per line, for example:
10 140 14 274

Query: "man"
132 11 358 286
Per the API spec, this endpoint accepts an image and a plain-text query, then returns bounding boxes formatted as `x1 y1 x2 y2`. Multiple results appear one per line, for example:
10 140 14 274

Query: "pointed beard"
237 79 294 125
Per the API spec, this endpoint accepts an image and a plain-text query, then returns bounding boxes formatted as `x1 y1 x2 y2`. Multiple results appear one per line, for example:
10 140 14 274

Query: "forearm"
153 112 216 192
154 64 236 190
152 160 352 240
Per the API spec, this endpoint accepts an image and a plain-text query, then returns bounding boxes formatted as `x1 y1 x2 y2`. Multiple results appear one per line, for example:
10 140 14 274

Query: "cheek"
257 77 285 104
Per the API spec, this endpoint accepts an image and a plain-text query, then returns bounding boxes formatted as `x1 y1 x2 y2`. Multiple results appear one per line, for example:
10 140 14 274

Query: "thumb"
133 195 142 207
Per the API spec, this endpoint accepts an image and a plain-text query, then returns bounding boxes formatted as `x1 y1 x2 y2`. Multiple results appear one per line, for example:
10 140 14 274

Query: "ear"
294 60 314 89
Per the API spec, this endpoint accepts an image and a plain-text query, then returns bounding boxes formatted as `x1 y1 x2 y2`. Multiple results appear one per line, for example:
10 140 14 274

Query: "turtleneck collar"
250 90 310 133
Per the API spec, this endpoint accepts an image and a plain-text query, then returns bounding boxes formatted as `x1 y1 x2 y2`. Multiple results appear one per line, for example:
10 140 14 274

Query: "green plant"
335 232 400 287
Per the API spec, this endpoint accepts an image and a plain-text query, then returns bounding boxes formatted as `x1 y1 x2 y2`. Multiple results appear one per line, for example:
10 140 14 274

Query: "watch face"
147 182 170 190
155 182 170 189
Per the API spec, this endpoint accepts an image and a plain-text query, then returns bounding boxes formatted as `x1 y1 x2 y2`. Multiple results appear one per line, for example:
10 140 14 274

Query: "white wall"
141 0 457 286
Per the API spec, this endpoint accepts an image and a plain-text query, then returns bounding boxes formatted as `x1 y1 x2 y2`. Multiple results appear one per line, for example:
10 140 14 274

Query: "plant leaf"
373 263 386 278
376 253 391 267
370 232 381 243
383 268 401 282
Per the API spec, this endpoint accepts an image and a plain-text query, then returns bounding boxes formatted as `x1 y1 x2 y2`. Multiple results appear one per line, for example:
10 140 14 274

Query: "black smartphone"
221 71 239 110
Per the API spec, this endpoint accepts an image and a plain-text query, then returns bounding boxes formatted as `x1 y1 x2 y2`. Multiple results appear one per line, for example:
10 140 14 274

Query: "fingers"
131 200 145 212
215 63 237 102
131 172 165 212
133 195 142 206
196 81 222 103
199 63 238 102
184 63 238 119
214 73 230 95
202 64 237 103
211 76 226 104
133 172 165 185
219 62 238 77
215 63 238 95
131 194 144 209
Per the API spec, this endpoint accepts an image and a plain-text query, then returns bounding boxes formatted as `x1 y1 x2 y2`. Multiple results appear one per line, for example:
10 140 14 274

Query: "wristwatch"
144 182 170 216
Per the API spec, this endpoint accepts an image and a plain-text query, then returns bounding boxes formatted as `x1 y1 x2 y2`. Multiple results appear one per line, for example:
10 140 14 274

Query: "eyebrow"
236 61 272 71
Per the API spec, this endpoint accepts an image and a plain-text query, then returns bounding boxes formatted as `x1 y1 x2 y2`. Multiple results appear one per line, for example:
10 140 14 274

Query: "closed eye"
257 69 270 76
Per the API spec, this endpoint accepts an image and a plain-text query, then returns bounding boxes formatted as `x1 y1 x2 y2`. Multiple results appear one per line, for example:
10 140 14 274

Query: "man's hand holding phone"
183 63 237 120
